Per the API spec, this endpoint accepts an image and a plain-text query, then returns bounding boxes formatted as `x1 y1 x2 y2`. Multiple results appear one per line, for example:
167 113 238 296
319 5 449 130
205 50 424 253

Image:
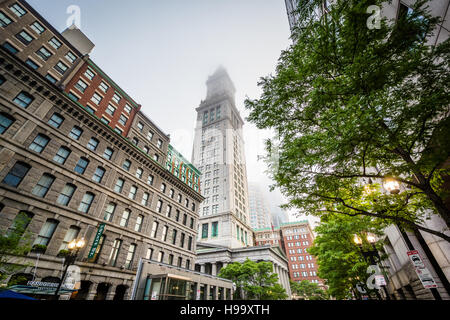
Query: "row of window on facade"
1 3 78 83
289 255 314 262
292 271 318 278
286 241 310 247
291 263 315 270
202 106 221 125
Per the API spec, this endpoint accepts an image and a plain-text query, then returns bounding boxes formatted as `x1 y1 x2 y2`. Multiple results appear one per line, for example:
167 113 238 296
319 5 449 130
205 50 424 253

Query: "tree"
245 0 450 241
0 212 33 286
290 280 329 300
218 259 288 300
308 214 387 299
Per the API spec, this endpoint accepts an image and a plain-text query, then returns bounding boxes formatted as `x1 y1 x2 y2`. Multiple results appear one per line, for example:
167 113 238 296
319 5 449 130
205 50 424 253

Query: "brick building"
0 0 233 300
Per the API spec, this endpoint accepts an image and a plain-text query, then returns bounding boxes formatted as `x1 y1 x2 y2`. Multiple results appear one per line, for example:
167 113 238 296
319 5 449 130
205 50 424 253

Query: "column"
86 283 98 300
200 264 205 273
211 263 217 276
105 284 116 300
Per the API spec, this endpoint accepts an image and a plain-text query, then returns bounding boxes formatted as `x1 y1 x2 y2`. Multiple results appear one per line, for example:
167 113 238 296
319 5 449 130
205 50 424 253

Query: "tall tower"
248 182 272 230
192 67 254 248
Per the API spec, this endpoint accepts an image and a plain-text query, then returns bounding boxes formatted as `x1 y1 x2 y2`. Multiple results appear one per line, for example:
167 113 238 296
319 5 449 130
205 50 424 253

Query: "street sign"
407 250 438 289
87 223 105 259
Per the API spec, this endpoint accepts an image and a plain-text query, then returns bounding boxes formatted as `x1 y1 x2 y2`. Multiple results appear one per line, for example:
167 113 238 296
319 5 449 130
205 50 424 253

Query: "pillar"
86 282 98 300
105 284 116 300
211 263 217 276
200 264 205 273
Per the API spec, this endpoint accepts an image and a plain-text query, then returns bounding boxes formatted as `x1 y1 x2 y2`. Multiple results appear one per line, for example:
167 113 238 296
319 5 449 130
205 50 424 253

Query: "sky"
27 0 319 228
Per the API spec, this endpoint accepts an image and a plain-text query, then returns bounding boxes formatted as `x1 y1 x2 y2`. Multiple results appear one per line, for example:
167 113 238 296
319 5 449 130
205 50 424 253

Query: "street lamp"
383 178 400 194
53 237 85 299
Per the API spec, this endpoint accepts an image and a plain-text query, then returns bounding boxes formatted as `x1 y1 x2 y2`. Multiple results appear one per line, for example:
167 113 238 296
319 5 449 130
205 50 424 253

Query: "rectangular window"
99 81 109 93
124 104 132 114
114 178 124 193
29 134 49 153
103 147 113 160
156 200 163 213
87 137 99 151
69 126 83 140
16 30 33 45
135 215 144 232
45 73 57 84
161 225 168 241
147 174 154 185
2 41 18 54
157 251 164 263
75 79 88 93
59 226 80 251
122 159 131 171
118 114 128 126
212 221 218 237
100 117 109 125
108 239 122 267
142 192 149 206
74 157 89 174
125 243 136 269
36 46 52 61
53 147 71 164
9 4 27 17
0 113 14 134
0 11 13 27
48 113 64 128
166 205 172 217
65 51 76 63
78 192 94 213
92 167 105 183
150 221 159 238
13 91 33 108
112 93 121 104
147 131 154 141
157 139 162 149
128 185 137 200
180 233 185 248
201 223 208 239
172 230 177 245
106 104 116 116
54 61 68 74
90 92 102 105
57 183 76 206
33 219 58 247
188 236 193 251
103 203 116 222
84 68 95 80
120 209 131 227
32 173 54 198
137 122 144 132
30 21 45 34
48 37 62 50
136 168 143 179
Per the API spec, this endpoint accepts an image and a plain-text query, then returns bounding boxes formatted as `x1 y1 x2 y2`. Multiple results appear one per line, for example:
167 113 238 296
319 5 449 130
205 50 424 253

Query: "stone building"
0 0 232 300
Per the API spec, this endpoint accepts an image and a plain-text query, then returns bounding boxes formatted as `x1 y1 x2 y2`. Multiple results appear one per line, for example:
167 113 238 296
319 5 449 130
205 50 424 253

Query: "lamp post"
383 178 400 194
53 237 85 300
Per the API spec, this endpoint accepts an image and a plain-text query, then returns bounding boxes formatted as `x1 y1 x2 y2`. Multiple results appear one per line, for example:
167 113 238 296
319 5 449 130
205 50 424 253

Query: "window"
103 147 114 160
146 247 153 260
103 203 116 222
122 159 131 171
175 210 180 222
201 224 208 239
132 137 139 145
29 134 49 153
160 183 166 193
177 194 182 203
92 167 105 183
53 146 71 164
124 104 132 114
190 217 194 229
172 230 178 245
2 162 30 187
45 73 57 83
90 93 102 105
153 154 159 162
166 205 172 218
188 236 193 251
137 122 144 132
125 244 136 269
75 79 88 93
48 37 62 50
114 127 123 135
65 51 76 63
135 215 144 232
0 11 13 27
120 209 131 227
108 239 122 267
157 251 164 263
118 114 128 126
182 214 187 226
143 146 149 154
54 61 68 74
157 139 162 149
142 192 149 206
59 226 80 251
33 219 58 247
0 74 6 85
136 168 143 179
74 157 89 174
30 21 45 34
16 30 33 45
211 221 219 237
2 41 18 54
31 173 55 198
128 185 137 200
147 131 153 141
186 259 191 270
177 257 183 267
13 91 33 108
147 174 154 185
57 183 76 206
9 3 27 17
69 126 83 140
168 254 174 265
106 104 116 116
114 178 124 193
0 113 15 134
112 93 121 104
180 233 185 248
78 192 94 213
156 200 163 213
212 205 218 214
36 46 52 61
161 225 168 241
100 117 109 125
99 81 109 93
48 113 64 128
87 137 99 151
84 68 95 80
8 211 33 237
150 221 159 238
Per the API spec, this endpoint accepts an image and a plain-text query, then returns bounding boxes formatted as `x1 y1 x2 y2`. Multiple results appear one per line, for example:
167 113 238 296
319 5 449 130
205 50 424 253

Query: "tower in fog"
191 67 253 248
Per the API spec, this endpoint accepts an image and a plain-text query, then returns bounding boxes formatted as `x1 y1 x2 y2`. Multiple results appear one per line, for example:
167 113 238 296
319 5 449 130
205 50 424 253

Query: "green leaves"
245 0 450 240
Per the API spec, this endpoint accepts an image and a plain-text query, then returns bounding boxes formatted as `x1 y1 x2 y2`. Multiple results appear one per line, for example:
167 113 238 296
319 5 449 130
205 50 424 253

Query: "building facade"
248 182 272 230
0 0 208 300
191 66 253 249
280 221 323 286
254 226 281 247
